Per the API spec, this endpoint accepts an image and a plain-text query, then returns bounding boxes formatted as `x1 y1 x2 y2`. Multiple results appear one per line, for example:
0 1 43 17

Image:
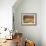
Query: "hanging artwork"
21 13 37 26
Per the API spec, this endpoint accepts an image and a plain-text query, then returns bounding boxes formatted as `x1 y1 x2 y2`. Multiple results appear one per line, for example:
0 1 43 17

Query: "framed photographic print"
21 13 37 26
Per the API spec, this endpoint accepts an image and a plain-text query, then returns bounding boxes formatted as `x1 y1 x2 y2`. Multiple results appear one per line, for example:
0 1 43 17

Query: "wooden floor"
0 39 16 46
0 33 23 46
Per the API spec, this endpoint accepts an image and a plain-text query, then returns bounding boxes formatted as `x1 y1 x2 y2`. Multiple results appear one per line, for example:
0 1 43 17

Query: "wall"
13 0 41 46
41 0 46 46
0 0 16 38
0 0 16 29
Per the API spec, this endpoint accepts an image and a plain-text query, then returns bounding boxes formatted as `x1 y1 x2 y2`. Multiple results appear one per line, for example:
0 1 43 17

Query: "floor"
0 33 23 46
0 39 16 46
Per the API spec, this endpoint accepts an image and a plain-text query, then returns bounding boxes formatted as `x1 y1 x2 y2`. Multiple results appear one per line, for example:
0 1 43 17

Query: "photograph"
21 13 37 26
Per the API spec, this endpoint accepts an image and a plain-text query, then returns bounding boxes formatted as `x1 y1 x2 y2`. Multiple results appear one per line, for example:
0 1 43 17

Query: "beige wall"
13 0 41 46
0 0 16 29
13 0 46 46
41 0 46 46
0 0 16 38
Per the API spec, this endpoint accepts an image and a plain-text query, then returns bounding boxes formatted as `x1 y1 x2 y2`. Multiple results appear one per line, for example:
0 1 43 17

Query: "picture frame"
21 13 37 26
